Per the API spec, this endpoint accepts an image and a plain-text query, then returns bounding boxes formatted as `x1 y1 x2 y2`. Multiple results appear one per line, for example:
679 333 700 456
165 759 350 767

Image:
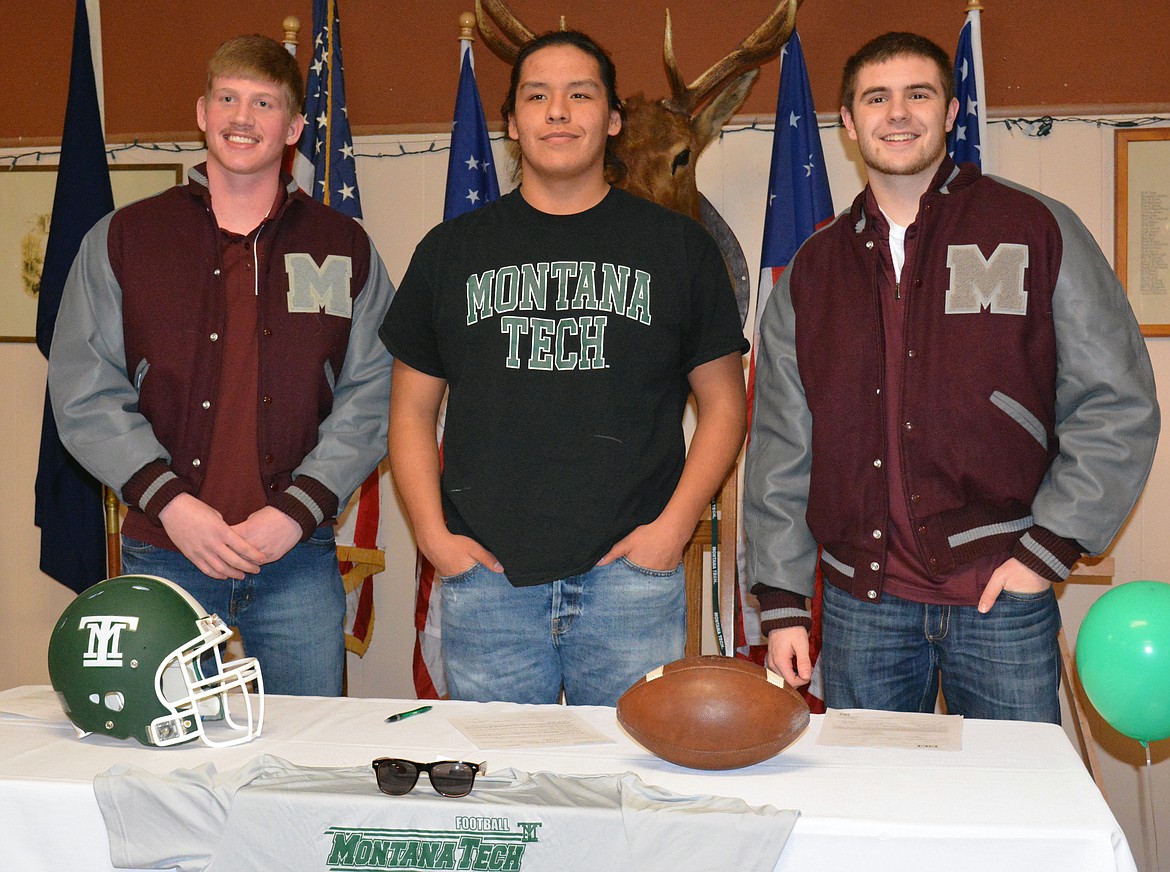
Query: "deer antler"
475 0 537 64
664 0 801 114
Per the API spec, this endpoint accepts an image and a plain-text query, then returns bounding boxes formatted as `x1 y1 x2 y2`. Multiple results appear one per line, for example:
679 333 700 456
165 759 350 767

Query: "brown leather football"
616 655 810 770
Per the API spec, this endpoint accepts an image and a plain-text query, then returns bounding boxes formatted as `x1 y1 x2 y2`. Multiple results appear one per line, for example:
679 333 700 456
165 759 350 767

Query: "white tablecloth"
0 685 1136 872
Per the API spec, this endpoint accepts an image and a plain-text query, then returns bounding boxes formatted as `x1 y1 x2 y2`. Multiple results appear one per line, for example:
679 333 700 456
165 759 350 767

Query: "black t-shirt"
381 187 748 585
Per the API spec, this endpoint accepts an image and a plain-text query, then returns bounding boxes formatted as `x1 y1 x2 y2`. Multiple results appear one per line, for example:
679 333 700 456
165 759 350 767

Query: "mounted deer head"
476 0 800 220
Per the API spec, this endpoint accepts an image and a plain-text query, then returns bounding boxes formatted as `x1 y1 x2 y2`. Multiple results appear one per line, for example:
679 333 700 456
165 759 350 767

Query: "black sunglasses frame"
371 757 485 797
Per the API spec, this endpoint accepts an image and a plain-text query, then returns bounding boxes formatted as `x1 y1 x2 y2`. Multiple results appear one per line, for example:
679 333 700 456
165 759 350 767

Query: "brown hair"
839 32 953 112
206 35 304 116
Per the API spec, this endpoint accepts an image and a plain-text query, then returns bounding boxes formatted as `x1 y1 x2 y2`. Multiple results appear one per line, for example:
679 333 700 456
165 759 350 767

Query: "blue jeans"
120 527 346 696
820 582 1062 723
439 558 687 706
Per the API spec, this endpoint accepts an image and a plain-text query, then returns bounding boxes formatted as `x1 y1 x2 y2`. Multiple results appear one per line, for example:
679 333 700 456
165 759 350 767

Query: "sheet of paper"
816 708 963 751
0 686 72 722
448 709 614 750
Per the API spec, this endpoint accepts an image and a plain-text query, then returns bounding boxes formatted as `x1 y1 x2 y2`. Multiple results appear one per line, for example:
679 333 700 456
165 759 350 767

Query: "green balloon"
1076 580 1170 744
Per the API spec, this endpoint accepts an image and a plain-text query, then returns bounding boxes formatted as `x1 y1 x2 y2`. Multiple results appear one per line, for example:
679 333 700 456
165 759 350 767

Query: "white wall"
2 116 1167 869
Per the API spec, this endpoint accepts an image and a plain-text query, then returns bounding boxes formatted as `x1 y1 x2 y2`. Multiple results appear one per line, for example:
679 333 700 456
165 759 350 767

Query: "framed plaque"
0 163 183 342
1115 128 1170 336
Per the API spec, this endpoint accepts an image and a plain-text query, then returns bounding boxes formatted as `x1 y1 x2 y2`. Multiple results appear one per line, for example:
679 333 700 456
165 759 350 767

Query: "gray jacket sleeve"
288 240 395 506
47 215 173 496
743 267 819 602
1026 192 1160 559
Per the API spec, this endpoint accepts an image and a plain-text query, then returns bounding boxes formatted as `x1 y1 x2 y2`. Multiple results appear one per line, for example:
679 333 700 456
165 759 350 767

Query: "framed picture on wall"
1115 127 1170 336
0 163 183 342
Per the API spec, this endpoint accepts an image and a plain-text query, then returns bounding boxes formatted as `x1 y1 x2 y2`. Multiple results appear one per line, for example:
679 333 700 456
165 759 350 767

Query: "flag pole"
458 11 475 83
965 0 989 172
104 489 120 577
86 0 120 581
282 15 301 57
459 10 476 44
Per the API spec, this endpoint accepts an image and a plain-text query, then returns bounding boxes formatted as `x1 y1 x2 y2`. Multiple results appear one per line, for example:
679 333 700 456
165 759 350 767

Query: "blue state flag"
757 30 834 322
294 0 362 218
34 0 114 592
445 42 500 221
949 15 984 167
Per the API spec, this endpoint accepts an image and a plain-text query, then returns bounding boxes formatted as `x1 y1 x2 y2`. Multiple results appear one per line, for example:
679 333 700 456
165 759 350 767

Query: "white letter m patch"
944 243 1029 315
285 253 353 318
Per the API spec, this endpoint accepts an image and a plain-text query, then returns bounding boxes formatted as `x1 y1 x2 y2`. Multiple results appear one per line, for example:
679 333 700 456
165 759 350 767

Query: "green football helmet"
48 574 264 747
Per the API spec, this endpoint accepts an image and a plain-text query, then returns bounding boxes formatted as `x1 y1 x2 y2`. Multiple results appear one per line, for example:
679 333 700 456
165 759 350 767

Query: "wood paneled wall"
7 0 1169 145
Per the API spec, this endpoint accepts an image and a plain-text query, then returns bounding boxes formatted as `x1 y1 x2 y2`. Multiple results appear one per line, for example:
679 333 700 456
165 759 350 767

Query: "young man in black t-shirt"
381 30 747 706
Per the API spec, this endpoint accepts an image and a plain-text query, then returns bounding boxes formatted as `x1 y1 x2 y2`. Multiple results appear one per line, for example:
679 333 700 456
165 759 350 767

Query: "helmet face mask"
49 575 264 748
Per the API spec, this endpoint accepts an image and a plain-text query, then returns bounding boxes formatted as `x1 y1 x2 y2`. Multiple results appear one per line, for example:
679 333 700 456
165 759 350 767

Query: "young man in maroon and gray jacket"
745 32 1158 723
48 36 394 696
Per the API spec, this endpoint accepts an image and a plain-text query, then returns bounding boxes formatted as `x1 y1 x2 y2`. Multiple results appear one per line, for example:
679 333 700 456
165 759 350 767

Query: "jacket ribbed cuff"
122 460 191 525
751 585 813 635
1012 525 1083 582
270 475 339 540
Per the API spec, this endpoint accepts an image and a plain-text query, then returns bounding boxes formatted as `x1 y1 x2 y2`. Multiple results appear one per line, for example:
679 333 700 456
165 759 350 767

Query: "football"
616 655 810 770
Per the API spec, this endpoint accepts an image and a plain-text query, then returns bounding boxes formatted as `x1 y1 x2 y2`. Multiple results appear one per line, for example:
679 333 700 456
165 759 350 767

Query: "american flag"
293 0 362 218
413 38 501 699
740 29 833 712
291 0 381 656
948 7 987 168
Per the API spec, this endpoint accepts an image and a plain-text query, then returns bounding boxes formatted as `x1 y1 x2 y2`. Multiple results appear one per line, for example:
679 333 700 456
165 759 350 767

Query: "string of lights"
721 114 1170 138
3 114 1168 169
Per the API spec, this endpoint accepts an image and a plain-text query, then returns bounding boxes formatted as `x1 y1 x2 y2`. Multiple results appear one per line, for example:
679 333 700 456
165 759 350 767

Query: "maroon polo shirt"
197 194 286 527
868 190 1004 607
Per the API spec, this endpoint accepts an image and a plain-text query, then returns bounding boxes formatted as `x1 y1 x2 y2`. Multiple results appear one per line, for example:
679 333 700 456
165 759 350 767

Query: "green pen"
384 705 433 724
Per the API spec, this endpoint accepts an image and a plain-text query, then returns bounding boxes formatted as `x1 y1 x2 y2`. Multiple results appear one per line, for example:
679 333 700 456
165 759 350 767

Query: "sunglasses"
371 758 485 797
